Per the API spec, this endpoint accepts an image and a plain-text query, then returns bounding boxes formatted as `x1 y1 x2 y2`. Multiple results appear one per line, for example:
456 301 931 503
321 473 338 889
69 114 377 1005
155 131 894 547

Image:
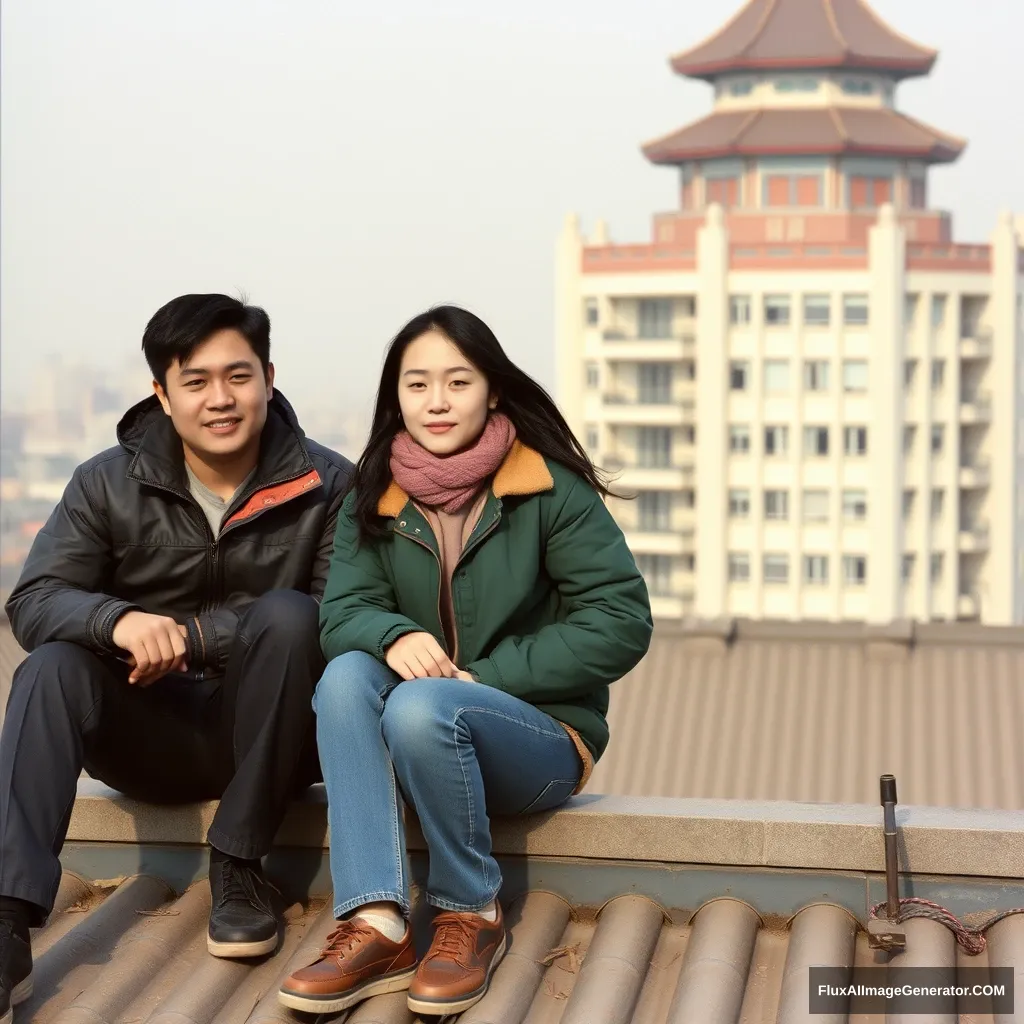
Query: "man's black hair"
142 293 271 387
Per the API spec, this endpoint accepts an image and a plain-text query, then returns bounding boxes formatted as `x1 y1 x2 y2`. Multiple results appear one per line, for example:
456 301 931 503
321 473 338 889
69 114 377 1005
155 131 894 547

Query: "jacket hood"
115 389 305 454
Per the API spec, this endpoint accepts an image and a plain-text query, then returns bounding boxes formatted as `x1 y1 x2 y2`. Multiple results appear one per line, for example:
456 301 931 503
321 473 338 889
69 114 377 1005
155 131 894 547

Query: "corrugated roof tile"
19 874 1024 1023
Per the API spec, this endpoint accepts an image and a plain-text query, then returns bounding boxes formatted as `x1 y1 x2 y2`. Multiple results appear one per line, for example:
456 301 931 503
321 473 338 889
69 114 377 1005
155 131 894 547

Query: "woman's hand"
386 632 457 680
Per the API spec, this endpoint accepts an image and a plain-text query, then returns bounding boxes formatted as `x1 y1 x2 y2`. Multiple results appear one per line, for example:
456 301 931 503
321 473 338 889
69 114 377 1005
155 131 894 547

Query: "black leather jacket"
5 390 353 673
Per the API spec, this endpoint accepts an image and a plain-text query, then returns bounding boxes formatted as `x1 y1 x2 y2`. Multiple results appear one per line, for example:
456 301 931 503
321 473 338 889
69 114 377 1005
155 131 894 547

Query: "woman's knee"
312 650 390 719
380 679 463 757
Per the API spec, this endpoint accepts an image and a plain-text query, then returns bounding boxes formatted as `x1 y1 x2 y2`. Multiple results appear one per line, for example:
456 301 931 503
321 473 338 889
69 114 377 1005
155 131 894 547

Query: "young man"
0 294 353 1022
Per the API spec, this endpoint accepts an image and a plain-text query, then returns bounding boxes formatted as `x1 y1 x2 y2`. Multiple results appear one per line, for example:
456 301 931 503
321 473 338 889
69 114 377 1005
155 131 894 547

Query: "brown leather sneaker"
277 918 417 1014
406 905 507 1016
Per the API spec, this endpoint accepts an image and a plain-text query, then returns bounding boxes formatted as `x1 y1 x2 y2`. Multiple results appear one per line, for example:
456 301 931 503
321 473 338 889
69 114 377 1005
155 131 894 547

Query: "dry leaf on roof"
541 941 583 973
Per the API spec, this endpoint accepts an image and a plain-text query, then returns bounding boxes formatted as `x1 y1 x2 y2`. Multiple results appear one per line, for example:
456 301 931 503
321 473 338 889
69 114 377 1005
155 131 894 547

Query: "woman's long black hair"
351 304 624 540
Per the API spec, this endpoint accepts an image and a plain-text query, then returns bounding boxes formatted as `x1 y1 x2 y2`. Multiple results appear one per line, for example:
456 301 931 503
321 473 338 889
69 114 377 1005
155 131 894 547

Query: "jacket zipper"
394 501 503 664
395 526 447 655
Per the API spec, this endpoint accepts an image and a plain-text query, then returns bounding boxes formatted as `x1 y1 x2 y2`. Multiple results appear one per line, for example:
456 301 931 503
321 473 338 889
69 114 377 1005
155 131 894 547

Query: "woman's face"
397 329 497 455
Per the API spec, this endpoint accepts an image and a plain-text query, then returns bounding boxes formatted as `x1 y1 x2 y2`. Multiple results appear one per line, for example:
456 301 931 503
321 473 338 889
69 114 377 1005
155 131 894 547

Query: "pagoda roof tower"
645 0 963 167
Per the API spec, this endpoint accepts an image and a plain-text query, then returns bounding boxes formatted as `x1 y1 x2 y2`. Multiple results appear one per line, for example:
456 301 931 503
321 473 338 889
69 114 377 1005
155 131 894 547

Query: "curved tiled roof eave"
669 0 936 81
641 107 964 165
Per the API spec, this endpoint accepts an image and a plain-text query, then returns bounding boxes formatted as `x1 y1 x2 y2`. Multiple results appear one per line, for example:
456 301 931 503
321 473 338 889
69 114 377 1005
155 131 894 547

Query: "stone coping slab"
67 780 1024 880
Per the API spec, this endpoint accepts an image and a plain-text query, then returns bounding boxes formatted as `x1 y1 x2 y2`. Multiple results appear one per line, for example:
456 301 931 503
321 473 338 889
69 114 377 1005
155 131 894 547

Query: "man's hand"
385 632 456 680
111 611 188 685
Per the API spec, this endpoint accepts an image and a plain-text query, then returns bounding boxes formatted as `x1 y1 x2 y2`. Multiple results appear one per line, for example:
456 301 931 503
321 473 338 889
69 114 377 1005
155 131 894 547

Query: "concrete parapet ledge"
67 780 1024 880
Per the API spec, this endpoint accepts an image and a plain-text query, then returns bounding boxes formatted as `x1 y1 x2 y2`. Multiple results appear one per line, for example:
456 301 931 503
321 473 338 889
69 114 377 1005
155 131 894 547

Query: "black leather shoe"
207 856 279 958
0 921 32 1024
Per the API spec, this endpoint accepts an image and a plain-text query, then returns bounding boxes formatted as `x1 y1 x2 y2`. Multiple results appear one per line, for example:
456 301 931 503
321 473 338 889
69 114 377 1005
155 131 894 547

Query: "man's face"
154 329 274 463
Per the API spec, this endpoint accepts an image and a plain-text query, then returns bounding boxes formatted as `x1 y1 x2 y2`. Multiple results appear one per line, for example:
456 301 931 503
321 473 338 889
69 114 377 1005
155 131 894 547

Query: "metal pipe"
880 774 900 921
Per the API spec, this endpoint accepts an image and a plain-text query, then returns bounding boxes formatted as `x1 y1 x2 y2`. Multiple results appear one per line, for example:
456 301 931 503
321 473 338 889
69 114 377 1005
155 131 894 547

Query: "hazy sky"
2 0 1021 436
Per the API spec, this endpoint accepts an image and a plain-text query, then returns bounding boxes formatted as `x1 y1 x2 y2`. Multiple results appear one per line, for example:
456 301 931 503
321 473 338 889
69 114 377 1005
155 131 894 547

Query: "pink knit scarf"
389 412 516 513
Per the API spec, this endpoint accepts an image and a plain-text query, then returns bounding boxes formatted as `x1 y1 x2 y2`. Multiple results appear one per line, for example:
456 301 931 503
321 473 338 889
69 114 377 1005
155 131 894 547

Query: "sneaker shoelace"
321 920 376 959
428 913 480 961
217 861 263 909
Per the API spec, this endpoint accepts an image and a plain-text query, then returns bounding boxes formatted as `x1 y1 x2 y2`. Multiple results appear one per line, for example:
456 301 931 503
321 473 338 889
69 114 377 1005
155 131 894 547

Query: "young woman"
278 305 653 1016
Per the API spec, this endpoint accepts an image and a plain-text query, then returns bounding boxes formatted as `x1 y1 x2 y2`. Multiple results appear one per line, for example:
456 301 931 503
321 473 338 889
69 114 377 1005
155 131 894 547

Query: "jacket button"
399 521 406 527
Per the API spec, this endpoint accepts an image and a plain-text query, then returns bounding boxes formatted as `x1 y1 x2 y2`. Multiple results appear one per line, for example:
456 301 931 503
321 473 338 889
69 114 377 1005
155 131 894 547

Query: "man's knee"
242 589 319 643
11 641 102 701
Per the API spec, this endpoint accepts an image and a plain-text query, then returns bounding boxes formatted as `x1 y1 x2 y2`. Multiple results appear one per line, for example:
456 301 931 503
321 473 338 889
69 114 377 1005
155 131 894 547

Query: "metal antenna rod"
880 774 900 922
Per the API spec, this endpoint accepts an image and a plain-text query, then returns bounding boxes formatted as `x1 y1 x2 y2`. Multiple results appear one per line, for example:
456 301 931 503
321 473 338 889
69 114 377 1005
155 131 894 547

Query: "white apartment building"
555 0 1024 625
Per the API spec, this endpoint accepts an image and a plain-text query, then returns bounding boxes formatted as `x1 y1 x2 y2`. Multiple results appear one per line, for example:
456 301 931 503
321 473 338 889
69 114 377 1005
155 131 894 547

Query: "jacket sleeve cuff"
91 599 142 654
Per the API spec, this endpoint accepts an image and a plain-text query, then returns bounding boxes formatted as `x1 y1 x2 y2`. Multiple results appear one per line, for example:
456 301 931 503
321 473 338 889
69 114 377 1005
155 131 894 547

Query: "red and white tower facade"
556 0 1024 625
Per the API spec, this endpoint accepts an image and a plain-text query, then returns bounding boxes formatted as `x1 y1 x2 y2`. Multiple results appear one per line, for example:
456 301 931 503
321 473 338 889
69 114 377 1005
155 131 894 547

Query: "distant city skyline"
2 0 1021 421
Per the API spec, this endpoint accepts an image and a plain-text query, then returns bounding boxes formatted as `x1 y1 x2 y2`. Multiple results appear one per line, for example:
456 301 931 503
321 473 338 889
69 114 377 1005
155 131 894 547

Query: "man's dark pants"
0 589 323 924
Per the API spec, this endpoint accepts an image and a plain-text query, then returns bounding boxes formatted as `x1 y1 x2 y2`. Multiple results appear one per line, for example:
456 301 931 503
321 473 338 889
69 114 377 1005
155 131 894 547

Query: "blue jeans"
313 651 583 917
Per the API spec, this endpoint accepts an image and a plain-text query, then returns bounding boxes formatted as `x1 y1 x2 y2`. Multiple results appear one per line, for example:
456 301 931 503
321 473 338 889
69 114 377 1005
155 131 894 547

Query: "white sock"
475 901 498 922
354 904 407 942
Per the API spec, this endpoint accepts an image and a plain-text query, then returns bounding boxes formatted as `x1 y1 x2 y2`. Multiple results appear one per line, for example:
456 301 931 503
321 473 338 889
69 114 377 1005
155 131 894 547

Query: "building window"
904 294 918 326
764 489 789 520
681 554 696 572
585 362 599 389
804 360 830 391
728 552 751 582
765 294 791 325
638 363 672 404
842 360 868 392
729 80 754 96
904 359 917 387
849 176 892 208
843 294 869 326
931 359 945 389
763 553 790 584
638 299 673 339
729 424 751 453
638 491 673 532
764 359 790 393
930 552 944 584
930 425 945 454
841 78 874 95
729 361 750 390
804 426 829 456
843 426 868 456
903 425 916 454
930 488 944 520
803 294 831 326
706 175 740 208
909 178 926 208
764 174 822 207
774 78 818 93
902 490 915 519
842 489 868 521
729 295 752 324
680 489 696 509
764 425 789 456
803 555 829 585
636 554 673 596
637 427 672 468
842 555 867 586
681 360 696 381
803 489 829 522
728 489 750 517
902 554 915 582
681 425 696 445
931 295 947 328
585 298 599 326
586 426 599 451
